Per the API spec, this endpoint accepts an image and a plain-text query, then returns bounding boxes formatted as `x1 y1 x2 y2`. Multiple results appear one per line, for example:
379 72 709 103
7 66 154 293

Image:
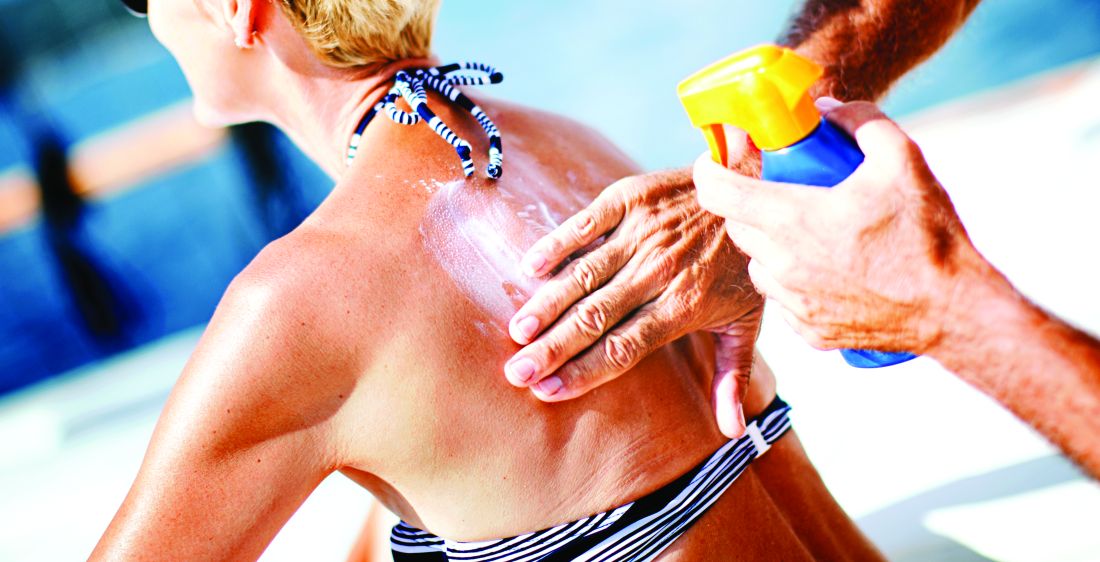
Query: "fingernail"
522 252 546 277
534 376 563 397
506 357 538 385
514 316 539 342
815 96 843 111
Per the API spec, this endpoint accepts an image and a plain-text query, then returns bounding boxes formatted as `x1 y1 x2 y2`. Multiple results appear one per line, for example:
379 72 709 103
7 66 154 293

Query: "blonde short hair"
277 0 441 68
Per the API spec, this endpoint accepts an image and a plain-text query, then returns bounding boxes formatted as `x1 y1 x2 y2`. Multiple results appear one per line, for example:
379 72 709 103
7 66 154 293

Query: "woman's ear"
221 0 257 48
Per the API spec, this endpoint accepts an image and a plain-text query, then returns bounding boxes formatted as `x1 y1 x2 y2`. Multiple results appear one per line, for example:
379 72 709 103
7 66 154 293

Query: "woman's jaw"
149 0 438 178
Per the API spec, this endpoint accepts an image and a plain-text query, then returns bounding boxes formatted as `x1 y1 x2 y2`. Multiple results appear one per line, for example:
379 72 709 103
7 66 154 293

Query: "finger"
723 221 786 274
820 101 914 165
509 237 632 345
521 181 628 277
776 305 834 351
693 153 821 232
712 332 752 439
722 126 755 169
508 269 660 387
529 301 672 402
746 259 804 318
814 96 843 112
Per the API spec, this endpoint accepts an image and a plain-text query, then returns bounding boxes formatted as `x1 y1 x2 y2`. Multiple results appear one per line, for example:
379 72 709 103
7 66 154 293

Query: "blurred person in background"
0 6 145 357
33 125 139 349
92 0 884 560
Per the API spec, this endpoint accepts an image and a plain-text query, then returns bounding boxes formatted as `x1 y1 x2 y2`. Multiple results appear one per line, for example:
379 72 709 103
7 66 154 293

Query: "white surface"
924 481 1100 562
2 59 1100 561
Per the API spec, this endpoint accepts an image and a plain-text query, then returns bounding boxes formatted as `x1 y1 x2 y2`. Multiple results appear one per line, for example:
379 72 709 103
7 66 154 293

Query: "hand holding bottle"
694 98 987 356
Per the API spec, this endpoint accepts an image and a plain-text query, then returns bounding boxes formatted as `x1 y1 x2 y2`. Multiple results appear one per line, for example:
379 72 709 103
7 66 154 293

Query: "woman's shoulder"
482 97 642 177
224 225 389 363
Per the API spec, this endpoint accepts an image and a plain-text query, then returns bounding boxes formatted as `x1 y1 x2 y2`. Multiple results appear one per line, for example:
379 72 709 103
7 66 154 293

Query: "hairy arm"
91 247 358 560
782 0 983 101
934 268 1100 478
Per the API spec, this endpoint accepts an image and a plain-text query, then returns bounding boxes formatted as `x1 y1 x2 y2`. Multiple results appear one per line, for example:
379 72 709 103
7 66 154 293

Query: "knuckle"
538 238 564 262
799 295 818 320
570 212 597 243
569 258 602 293
574 300 609 338
535 338 565 368
558 361 598 391
644 250 679 279
603 333 639 371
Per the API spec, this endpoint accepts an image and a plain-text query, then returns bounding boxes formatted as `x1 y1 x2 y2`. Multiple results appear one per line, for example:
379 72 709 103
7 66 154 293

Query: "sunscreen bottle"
678 44 917 368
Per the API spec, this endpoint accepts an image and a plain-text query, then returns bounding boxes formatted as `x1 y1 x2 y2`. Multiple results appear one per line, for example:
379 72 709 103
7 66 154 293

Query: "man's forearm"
781 0 982 101
933 267 1100 479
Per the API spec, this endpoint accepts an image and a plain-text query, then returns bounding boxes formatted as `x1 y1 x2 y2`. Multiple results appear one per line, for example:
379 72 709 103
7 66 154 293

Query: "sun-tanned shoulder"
161 226 382 452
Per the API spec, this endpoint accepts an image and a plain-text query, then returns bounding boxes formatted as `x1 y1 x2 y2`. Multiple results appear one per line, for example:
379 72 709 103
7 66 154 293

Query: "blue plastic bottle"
678 45 917 368
763 119 918 368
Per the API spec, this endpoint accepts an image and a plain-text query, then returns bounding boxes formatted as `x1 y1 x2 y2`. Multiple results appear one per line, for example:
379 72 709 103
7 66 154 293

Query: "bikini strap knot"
347 61 505 179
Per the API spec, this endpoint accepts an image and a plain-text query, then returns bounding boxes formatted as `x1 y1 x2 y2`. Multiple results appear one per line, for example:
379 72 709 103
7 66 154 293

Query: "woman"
93 1 881 560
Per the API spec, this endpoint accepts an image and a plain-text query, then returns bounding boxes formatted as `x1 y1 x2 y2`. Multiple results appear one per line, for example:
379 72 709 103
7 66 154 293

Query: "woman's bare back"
94 92 880 561
276 93 881 560
288 95 730 539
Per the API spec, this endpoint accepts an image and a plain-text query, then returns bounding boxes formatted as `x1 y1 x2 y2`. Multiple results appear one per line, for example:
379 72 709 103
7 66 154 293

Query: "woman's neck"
262 57 438 179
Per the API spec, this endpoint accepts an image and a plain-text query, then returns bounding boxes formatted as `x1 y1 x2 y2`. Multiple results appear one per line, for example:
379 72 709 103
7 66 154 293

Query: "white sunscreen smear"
419 174 588 329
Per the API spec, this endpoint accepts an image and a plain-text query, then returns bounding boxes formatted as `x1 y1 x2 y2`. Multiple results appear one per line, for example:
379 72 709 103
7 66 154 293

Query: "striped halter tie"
346 62 504 179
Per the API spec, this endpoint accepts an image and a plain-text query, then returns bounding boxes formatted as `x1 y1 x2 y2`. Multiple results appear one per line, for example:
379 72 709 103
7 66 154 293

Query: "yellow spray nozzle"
677 45 824 163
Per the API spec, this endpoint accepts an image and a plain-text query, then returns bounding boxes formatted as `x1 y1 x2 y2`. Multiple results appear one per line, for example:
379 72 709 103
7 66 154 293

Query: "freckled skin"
296 95 881 556
95 0 994 556
91 84 878 562
92 90 883 560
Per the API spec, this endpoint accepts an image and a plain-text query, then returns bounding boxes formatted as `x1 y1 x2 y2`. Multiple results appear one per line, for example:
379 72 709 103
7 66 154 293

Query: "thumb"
712 333 751 439
819 100 913 162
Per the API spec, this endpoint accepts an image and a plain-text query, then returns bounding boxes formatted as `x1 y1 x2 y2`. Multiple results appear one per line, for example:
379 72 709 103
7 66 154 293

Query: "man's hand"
697 98 1100 480
503 168 763 438
694 99 978 355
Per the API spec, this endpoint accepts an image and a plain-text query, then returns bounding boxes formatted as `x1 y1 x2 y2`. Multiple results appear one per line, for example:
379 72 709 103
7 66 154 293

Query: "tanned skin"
495 1 986 558
92 1 881 559
92 90 884 561
504 0 986 416
783 0 984 100
932 268 1100 477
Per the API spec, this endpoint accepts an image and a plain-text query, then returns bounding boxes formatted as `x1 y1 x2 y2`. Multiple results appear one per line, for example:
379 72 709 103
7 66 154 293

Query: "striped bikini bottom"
391 396 792 562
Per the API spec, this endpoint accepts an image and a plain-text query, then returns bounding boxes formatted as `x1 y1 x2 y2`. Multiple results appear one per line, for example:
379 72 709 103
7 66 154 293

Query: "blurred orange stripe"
0 101 227 233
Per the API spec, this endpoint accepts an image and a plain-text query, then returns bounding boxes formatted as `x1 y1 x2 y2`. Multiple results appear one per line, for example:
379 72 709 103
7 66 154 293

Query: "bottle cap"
678 45 823 162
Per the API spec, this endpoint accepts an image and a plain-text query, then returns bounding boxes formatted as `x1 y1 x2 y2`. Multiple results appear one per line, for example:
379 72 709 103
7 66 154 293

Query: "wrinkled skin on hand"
504 163 764 438
694 98 979 356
